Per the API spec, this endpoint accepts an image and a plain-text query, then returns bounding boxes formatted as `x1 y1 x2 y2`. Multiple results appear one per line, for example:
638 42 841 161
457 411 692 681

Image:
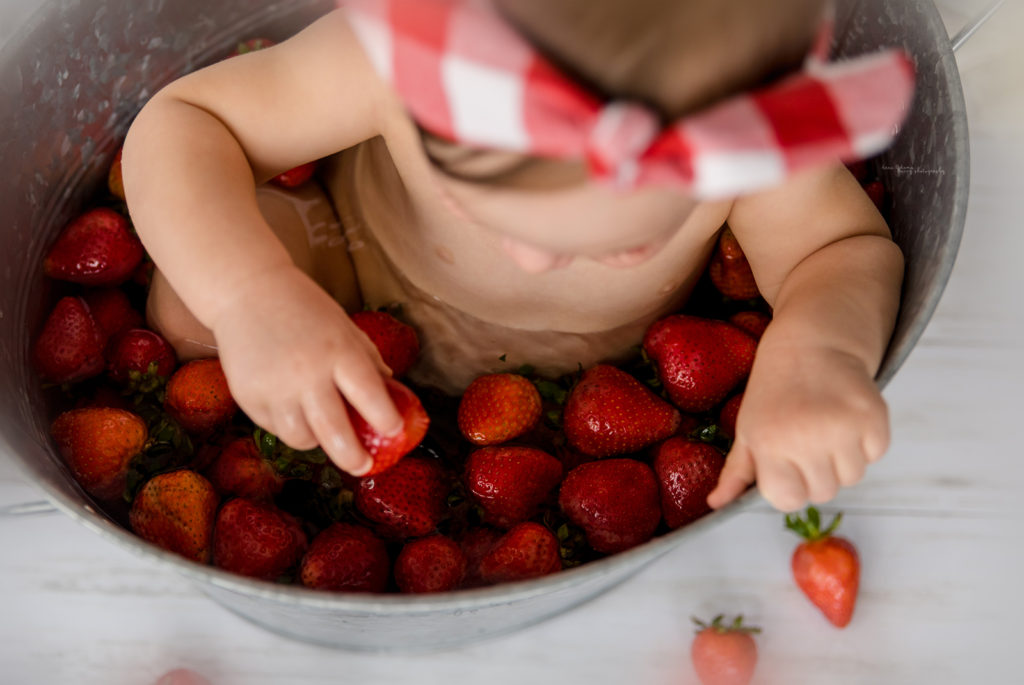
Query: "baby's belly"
320 143 713 395
347 224 686 393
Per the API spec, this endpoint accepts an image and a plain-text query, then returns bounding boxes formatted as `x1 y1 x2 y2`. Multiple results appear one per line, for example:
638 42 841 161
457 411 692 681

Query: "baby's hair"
423 0 826 184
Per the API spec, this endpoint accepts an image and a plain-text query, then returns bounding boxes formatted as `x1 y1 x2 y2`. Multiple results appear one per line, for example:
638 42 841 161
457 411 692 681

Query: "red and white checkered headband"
339 0 915 198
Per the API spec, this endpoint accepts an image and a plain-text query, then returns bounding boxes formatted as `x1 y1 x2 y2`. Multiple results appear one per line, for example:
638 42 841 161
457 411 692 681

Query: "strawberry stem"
785 506 843 542
691 614 762 634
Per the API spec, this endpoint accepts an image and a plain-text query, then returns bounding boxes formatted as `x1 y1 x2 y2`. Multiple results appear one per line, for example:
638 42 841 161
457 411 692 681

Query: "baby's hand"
707 346 890 512
210 266 403 475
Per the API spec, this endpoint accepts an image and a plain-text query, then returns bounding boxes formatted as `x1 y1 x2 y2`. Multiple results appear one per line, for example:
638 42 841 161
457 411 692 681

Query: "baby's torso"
322 119 732 394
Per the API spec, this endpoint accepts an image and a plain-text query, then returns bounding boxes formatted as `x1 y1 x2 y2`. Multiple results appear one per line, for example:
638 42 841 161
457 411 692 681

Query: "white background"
2 1 1022 683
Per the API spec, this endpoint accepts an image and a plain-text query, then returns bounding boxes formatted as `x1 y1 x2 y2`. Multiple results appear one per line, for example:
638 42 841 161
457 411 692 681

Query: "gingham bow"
340 0 915 198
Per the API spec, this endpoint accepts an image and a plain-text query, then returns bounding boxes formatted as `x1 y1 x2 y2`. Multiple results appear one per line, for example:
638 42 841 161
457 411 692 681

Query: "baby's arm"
707 163 904 511
121 11 403 474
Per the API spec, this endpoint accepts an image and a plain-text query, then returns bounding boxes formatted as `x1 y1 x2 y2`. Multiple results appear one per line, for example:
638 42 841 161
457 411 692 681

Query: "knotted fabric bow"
340 0 915 198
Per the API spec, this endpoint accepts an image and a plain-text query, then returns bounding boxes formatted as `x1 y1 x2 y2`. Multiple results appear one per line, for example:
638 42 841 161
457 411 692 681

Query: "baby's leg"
146 182 361 361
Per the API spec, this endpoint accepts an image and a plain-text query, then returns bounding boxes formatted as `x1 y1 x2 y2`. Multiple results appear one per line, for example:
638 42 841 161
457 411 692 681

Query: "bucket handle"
950 0 1005 52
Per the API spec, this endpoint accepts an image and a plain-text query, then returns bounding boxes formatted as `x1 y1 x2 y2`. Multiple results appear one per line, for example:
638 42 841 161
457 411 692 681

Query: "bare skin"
121 9 901 510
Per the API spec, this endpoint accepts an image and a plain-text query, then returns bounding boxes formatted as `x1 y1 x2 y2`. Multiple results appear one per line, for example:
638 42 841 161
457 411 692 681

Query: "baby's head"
425 0 827 271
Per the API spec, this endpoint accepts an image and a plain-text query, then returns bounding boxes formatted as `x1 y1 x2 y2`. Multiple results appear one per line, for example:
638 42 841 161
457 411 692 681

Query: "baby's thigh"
146 183 361 361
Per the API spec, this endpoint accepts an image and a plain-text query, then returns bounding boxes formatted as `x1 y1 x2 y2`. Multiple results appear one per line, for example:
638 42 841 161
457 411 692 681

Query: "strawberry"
107 328 177 388
785 507 860 628
478 521 562 585
691 614 761 685
643 315 757 413
43 207 144 286
458 526 503 589
562 364 681 458
863 180 887 212
718 393 743 441
33 296 106 384
708 226 759 301
394 534 467 593
347 378 429 475
213 498 308 580
227 37 275 58
300 522 390 592
81 287 144 344
350 310 420 378
204 436 284 501
164 358 238 435
558 458 661 554
464 446 562 529
108 146 125 200
457 373 541 446
129 470 219 563
354 454 449 538
51 407 147 501
653 437 726 529
271 162 318 189
727 311 770 341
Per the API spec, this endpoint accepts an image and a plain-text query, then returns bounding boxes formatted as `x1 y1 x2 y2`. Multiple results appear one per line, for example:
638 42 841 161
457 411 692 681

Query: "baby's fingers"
803 457 840 505
707 443 756 510
757 458 809 513
333 360 403 437
301 386 373 476
272 404 318 451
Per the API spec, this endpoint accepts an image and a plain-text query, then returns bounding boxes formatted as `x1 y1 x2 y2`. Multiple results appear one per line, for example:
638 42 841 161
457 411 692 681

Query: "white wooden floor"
1 2 1022 684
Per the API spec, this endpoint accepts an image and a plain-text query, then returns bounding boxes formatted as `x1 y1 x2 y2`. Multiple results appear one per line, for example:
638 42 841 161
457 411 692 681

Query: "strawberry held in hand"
43 208 144 286
457 373 541 446
33 296 106 384
164 358 238 435
130 469 219 563
213 498 308 580
347 378 429 475
558 458 661 554
562 364 681 458
464 446 562 529
786 507 860 628
349 310 420 378
643 315 757 413
691 614 761 685
51 407 147 501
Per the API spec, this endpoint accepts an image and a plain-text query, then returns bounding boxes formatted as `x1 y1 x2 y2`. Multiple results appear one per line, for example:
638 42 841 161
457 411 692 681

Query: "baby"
121 0 911 513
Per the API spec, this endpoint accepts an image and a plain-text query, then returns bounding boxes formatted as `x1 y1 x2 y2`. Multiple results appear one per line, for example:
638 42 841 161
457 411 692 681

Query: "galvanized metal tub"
0 0 969 651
